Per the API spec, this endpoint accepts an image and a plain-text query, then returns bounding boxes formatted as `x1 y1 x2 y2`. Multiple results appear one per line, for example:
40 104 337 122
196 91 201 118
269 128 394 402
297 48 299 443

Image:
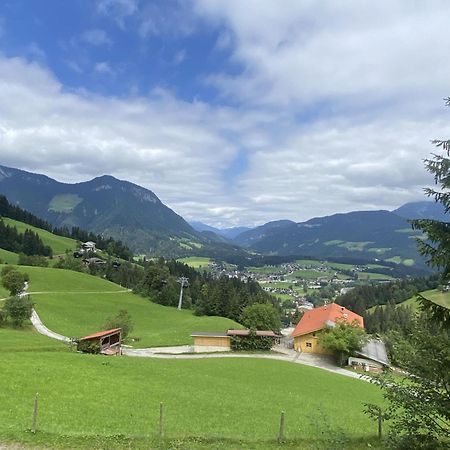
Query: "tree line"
0 195 133 260
0 219 52 257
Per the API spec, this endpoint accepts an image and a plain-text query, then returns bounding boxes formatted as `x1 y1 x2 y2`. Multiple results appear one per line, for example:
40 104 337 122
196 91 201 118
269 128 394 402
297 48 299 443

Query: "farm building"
292 303 364 354
77 328 122 355
191 329 279 351
81 241 97 252
348 339 389 372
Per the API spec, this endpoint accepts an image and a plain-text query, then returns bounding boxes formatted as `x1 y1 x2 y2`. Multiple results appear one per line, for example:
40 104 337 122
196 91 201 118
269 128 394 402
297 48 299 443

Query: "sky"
1 0 450 228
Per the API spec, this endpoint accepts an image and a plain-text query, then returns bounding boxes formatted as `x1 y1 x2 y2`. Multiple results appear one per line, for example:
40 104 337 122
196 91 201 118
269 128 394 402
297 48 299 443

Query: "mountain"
232 211 425 265
190 221 252 239
233 220 296 247
393 201 448 221
0 165 210 256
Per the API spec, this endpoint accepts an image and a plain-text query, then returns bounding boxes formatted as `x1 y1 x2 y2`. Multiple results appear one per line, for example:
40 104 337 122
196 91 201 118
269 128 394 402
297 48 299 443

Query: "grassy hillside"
0 247 19 264
7 265 241 347
368 288 450 312
0 327 384 449
2 217 77 254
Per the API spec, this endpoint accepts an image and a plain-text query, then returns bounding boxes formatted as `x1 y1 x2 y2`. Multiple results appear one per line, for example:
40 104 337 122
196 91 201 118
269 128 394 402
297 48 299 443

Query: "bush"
230 332 274 351
18 253 48 267
1 270 27 296
3 295 34 327
240 303 281 332
104 310 133 338
77 339 100 354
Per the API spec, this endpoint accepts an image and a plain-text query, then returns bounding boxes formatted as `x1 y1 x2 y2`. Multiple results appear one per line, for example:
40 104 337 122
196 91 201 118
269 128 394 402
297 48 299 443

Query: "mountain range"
0 164 446 266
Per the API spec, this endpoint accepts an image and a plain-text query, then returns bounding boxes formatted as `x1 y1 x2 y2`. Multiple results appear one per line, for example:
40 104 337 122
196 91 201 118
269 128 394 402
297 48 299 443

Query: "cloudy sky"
1 0 450 227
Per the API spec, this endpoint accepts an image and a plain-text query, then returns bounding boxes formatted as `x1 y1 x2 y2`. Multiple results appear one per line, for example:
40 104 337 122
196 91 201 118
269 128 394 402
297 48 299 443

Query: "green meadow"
0 247 19 264
177 256 211 268
2 217 77 254
6 265 240 347
0 326 385 450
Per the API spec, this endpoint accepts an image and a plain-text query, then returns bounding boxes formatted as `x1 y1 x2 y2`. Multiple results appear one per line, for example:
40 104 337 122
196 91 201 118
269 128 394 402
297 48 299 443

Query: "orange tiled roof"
79 328 122 341
292 303 364 337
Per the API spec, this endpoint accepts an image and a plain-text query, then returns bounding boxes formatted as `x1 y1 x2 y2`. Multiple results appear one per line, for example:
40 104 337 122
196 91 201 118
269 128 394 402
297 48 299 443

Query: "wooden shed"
77 328 122 355
191 331 231 349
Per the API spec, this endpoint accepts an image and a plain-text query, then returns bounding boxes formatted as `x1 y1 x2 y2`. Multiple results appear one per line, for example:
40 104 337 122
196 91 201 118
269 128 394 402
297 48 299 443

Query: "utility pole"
177 276 189 310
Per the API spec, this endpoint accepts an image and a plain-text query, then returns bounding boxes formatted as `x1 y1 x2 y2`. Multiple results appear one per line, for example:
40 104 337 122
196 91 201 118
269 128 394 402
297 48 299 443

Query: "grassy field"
6 265 241 347
2 218 77 254
0 326 384 449
0 247 19 264
177 256 211 268
368 289 450 312
358 272 395 281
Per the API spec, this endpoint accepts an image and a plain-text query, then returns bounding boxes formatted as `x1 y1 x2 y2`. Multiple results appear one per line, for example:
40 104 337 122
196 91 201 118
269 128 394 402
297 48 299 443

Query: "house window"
312 332 316 337
306 342 312 348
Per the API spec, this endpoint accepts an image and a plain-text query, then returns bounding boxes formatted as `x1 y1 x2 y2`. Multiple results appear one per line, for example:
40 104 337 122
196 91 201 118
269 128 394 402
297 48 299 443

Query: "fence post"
31 393 39 433
377 410 382 439
159 402 164 439
278 410 285 444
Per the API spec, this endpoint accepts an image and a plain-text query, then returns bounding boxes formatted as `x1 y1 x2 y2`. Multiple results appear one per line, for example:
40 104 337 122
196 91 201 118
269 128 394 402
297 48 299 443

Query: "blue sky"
1 1 450 227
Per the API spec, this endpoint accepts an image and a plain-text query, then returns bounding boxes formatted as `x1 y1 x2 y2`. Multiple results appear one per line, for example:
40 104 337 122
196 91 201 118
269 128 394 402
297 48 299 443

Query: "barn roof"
190 331 229 338
79 328 122 341
227 329 278 337
292 303 364 337
357 339 389 366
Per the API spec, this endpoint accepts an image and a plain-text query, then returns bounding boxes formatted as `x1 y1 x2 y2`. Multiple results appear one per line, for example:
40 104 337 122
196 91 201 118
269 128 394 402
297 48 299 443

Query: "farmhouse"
81 241 96 252
292 303 364 354
191 329 279 351
77 328 122 355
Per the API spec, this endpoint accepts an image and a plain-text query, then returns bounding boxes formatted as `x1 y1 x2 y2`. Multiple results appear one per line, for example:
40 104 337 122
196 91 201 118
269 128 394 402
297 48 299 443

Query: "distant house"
82 257 106 266
292 303 364 354
191 329 279 351
81 241 96 252
77 328 122 355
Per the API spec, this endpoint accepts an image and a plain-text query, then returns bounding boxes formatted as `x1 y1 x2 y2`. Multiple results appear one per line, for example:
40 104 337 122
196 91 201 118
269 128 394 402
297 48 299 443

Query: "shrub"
77 339 100 354
1 270 27 296
18 253 49 267
104 310 133 338
230 331 274 351
3 295 34 327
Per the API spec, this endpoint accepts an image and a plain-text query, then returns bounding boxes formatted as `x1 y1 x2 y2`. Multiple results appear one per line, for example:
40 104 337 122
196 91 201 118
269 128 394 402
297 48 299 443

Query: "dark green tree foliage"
336 276 438 313
1 269 27 296
0 194 133 261
0 219 52 256
131 259 276 322
369 318 450 449
230 332 274 351
240 303 281 332
365 301 415 334
104 310 133 338
318 319 367 366
2 295 34 327
410 101 450 326
17 253 49 267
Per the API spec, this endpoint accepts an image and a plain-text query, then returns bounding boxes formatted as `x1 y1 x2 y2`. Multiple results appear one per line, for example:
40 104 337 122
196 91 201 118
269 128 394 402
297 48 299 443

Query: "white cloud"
80 29 113 47
94 61 115 76
195 0 450 114
2 2 450 228
97 0 138 28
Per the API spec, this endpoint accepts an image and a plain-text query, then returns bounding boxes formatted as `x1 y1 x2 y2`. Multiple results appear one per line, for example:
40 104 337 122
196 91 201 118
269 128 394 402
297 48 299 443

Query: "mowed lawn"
177 256 211 268
2 218 77 254
0 327 384 450
8 266 241 347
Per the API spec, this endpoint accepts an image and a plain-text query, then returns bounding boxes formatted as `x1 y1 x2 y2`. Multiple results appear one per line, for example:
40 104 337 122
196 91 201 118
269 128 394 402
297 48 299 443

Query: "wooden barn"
77 328 122 355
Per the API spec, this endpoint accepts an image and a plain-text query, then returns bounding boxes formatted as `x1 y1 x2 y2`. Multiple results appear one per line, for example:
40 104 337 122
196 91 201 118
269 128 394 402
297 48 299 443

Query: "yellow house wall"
293 332 331 355
194 336 231 348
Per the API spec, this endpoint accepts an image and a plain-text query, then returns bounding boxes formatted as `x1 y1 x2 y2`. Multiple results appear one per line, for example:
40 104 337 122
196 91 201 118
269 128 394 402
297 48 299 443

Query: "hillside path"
29 309 369 381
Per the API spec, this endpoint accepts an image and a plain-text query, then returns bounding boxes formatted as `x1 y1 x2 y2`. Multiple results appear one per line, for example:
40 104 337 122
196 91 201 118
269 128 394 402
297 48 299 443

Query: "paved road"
29 309 369 381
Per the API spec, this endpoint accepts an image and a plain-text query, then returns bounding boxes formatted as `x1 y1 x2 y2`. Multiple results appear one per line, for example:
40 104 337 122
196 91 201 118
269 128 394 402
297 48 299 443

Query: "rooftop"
79 328 122 341
292 303 364 337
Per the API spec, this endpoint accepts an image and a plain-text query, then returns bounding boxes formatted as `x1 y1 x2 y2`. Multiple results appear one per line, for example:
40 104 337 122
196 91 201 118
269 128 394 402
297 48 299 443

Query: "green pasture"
385 256 415 266
337 241 372 251
0 327 384 449
357 272 395 281
48 194 83 213
5 265 240 347
177 256 211 268
2 218 77 254
0 247 19 264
